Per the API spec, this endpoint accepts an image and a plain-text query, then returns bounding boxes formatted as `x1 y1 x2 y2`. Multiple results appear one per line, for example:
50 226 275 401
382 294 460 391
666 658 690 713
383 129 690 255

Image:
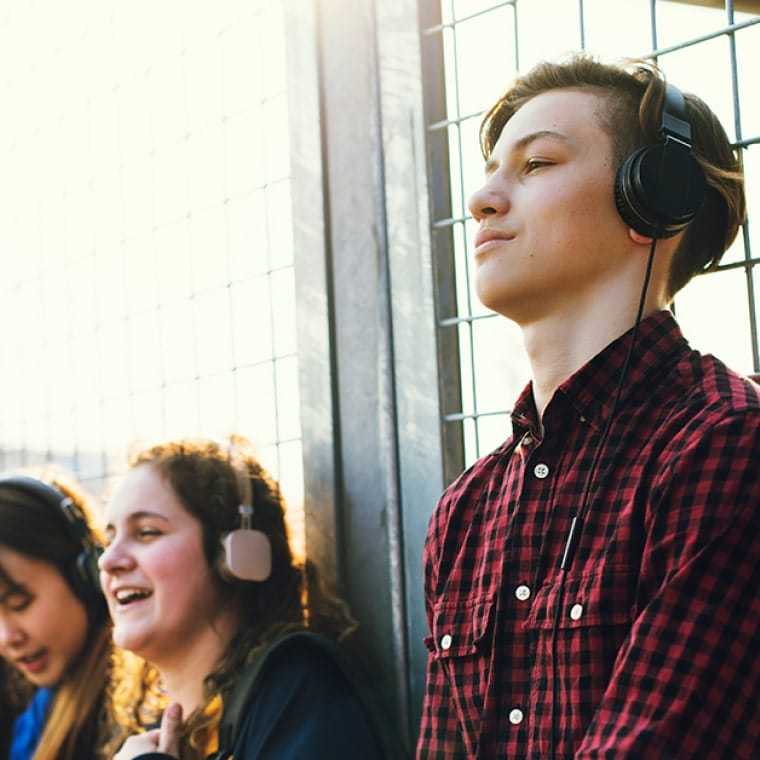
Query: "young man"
418 55 758 759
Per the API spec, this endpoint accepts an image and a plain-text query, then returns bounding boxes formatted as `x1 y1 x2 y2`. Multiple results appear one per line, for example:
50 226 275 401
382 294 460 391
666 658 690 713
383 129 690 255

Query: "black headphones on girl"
614 80 707 238
0 475 104 604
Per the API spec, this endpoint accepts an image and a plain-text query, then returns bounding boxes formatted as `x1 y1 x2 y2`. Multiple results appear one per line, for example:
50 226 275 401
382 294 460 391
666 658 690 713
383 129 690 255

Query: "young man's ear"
628 228 654 246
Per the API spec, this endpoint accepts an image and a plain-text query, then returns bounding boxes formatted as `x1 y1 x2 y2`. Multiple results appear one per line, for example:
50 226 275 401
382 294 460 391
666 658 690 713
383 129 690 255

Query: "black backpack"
207 630 407 760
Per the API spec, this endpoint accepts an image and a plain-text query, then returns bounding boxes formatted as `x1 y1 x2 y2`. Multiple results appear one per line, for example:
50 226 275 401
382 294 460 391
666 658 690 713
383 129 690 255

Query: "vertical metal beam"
286 0 445 749
419 3 467 488
312 0 410 740
374 0 446 738
284 0 342 587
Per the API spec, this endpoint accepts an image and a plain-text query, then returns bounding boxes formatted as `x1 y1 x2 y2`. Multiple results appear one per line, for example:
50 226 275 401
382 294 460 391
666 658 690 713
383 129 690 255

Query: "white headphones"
221 449 272 582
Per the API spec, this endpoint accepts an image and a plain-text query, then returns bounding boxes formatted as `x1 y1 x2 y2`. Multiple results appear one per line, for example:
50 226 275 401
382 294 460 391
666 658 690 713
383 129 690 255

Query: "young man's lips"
474 229 515 250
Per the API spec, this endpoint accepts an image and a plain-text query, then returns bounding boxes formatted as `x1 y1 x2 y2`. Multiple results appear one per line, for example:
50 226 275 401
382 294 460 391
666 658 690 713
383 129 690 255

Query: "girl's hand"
114 702 183 758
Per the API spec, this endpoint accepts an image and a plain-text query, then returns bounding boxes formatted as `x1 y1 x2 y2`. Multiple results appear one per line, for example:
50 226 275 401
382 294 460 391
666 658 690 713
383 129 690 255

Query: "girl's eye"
101 525 164 545
137 527 162 539
5 591 32 613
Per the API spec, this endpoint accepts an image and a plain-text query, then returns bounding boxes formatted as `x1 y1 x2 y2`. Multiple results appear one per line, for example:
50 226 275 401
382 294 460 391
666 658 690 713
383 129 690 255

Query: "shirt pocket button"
515 584 531 601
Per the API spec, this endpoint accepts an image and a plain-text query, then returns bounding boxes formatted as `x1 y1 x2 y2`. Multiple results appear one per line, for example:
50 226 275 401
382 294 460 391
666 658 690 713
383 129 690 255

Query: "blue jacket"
10 687 54 760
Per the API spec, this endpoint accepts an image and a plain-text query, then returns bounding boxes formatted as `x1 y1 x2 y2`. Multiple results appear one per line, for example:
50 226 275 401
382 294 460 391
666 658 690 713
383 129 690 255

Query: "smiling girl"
100 436 391 760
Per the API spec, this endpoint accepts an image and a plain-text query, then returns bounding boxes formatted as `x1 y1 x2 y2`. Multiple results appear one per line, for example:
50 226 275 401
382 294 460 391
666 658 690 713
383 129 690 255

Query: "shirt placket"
494 427 558 756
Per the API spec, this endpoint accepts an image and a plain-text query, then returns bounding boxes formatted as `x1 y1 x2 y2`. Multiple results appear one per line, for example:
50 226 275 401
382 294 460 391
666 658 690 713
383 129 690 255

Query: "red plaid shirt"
418 311 760 759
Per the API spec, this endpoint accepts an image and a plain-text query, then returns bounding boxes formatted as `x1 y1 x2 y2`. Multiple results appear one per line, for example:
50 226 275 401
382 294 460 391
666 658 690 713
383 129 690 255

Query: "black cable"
548 236 658 759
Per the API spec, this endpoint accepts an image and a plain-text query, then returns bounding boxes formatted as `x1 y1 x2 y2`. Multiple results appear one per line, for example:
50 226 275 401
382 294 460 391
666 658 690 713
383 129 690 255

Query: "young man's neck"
522 298 664 421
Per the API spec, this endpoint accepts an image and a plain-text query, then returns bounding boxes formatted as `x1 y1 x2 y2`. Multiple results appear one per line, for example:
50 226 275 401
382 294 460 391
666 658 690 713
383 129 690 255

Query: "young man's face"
468 88 631 324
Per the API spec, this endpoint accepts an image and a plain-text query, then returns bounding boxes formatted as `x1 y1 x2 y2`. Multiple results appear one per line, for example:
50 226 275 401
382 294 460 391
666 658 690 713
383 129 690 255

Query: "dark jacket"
135 634 388 760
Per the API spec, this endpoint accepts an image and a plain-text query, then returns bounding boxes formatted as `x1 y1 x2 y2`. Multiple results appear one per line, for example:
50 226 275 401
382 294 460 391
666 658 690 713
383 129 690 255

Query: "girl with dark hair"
0 474 137 759
100 436 389 760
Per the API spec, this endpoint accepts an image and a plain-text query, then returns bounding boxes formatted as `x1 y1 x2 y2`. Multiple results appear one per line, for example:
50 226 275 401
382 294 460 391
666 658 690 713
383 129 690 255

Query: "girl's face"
99 464 236 671
0 549 89 687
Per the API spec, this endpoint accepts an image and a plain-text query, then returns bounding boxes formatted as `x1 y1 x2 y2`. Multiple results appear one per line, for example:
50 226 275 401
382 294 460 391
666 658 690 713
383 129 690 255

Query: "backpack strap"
208 630 407 760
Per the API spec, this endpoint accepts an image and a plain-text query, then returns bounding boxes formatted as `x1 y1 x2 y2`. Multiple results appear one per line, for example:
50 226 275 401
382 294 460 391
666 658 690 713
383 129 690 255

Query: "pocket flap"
523 571 632 631
428 595 495 658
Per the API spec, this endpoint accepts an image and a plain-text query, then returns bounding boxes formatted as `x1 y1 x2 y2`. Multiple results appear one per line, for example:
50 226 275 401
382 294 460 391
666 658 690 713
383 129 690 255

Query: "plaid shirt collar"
511 310 690 440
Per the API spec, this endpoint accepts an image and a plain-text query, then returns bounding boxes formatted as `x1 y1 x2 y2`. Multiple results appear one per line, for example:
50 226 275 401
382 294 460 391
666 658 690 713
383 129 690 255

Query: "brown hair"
118 436 357 758
479 53 746 299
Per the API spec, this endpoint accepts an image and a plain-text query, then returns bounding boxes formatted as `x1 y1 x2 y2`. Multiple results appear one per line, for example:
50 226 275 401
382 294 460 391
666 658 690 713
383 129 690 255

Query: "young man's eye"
137 528 162 539
526 158 550 172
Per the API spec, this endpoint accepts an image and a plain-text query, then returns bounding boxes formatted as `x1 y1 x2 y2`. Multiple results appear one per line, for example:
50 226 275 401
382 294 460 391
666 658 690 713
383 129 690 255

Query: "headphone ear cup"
70 546 104 602
615 141 707 239
222 528 272 582
615 147 652 236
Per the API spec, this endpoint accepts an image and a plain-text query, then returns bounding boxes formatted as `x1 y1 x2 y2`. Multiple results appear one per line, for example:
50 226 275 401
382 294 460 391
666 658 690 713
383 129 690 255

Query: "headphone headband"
660 82 691 144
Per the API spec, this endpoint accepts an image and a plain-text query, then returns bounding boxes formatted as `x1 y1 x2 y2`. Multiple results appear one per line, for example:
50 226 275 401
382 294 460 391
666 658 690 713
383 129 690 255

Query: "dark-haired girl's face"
0 548 89 687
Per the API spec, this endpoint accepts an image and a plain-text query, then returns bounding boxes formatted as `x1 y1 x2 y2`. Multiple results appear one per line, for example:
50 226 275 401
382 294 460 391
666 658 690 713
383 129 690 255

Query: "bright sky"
0 2 305 536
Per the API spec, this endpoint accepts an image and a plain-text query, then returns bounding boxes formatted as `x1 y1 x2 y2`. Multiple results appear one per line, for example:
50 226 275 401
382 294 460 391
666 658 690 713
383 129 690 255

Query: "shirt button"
509 708 524 725
533 463 550 479
523 434 533 446
440 634 452 650
515 584 531 601
570 604 583 621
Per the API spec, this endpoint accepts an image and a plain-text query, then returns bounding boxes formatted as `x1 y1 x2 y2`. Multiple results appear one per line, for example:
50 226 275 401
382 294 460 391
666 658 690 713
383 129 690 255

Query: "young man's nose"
468 178 509 221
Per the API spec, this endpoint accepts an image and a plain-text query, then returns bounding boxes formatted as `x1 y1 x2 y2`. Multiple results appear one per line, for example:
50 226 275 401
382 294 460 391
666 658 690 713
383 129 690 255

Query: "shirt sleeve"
416 486 471 759
576 411 760 758
417 647 468 759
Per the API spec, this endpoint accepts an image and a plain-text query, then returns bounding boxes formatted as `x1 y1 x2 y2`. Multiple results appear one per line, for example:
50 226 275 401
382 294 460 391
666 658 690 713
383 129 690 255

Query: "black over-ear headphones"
614 81 707 239
0 475 104 603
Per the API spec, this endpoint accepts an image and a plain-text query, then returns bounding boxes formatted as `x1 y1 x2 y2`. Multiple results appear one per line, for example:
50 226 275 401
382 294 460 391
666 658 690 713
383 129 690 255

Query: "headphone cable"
548 236 658 759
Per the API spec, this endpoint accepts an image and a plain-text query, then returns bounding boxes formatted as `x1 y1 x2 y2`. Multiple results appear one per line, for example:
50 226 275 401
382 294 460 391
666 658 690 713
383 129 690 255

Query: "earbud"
223 504 272 582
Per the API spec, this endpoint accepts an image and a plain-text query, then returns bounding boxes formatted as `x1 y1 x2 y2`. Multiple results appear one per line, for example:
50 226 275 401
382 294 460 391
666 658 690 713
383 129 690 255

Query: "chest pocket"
523 568 633 632
425 595 495 657
522 570 634 756
424 595 495 756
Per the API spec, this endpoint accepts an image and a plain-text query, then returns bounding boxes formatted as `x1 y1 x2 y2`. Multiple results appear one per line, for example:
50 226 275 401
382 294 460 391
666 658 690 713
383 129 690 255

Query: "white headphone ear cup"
223 528 272 581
